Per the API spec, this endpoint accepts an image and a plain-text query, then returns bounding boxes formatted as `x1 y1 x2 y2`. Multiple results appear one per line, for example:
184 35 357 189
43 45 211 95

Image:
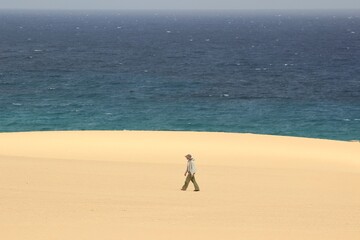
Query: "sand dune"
0 131 359 239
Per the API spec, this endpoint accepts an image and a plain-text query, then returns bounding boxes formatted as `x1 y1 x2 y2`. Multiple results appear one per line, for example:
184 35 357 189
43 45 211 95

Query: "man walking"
181 154 200 191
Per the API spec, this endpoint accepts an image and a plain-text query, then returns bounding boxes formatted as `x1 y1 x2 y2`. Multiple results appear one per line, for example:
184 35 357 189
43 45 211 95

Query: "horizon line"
0 8 360 11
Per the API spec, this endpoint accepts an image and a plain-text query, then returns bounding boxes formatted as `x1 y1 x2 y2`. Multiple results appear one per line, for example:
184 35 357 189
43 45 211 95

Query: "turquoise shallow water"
0 10 359 140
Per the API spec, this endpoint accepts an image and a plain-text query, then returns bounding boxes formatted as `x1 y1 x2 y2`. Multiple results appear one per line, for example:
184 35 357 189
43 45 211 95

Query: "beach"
1 130 359 239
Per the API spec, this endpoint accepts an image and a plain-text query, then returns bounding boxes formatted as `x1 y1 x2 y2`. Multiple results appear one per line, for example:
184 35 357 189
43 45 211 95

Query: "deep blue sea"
0 10 359 140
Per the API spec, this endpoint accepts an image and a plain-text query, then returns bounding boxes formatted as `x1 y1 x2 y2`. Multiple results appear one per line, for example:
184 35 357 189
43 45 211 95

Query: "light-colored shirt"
187 159 196 175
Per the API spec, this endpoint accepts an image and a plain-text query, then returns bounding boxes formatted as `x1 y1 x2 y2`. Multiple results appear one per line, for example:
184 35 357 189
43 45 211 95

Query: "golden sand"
1 131 359 239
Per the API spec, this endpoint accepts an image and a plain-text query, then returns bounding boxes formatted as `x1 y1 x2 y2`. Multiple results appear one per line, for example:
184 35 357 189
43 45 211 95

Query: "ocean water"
0 10 359 140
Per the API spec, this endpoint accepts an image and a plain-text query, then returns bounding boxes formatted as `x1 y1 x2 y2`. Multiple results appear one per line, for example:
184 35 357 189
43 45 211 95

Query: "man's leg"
181 173 192 190
190 175 200 191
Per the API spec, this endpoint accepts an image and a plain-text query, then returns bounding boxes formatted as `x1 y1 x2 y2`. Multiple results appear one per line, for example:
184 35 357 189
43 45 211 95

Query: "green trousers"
182 173 200 191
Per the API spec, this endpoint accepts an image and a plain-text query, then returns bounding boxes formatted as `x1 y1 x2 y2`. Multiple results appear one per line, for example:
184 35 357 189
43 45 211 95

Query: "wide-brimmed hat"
185 154 192 158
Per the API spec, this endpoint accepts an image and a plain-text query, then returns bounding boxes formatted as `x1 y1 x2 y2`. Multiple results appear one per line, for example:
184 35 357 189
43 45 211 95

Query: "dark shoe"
181 189 186 191
194 190 200 192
